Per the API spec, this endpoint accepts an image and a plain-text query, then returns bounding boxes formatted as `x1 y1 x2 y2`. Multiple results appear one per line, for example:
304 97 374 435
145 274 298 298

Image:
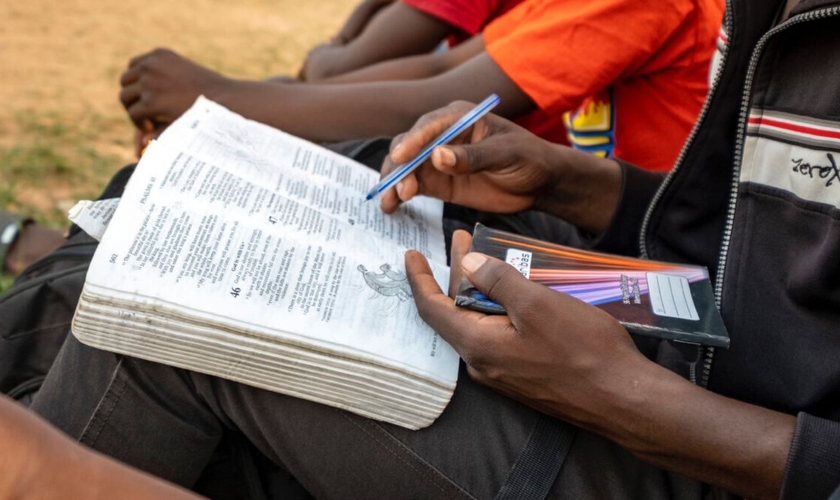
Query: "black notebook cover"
455 224 730 348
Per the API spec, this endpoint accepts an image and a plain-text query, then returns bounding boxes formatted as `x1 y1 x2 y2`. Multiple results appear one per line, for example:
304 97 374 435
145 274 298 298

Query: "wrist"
534 145 622 235
588 359 688 446
205 73 237 100
575 350 669 437
203 76 249 114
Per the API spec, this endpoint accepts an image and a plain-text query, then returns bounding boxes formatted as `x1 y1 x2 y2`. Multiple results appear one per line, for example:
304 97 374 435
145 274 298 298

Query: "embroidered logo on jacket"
742 110 840 208
791 154 840 188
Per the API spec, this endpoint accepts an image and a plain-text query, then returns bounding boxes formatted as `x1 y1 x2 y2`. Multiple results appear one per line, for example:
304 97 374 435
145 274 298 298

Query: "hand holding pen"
376 98 573 216
368 95 500 202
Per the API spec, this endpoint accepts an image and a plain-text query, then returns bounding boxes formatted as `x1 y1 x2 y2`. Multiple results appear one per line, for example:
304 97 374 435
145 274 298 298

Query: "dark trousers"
31 140 704 499
30 203 703 499
32 333 703 500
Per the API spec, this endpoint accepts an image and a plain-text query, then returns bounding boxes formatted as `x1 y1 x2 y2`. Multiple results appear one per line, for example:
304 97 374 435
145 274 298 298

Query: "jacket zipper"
700 6 840 387
642 3 840 387
640 1 733 259
639 0 733 386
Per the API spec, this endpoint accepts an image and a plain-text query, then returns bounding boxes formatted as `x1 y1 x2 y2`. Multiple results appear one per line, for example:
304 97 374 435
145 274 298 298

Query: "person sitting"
297 0 525 82
121 0 723 173
132 0 528 157
29 1 840 499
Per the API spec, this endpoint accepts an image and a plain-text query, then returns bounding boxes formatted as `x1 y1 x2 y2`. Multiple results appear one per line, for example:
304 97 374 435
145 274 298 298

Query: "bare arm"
0 395 201 500
227 53 534 141
121 49 535 143
330 0 395 45
318 35 486 84
300 2 455 81
408 233 795 500
598 361 795 499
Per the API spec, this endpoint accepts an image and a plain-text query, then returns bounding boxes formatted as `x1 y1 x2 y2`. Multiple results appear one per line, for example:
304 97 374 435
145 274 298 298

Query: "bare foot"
4 224 66 275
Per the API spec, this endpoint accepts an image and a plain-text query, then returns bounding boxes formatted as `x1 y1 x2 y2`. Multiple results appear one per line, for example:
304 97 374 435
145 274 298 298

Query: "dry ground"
0 0 357 226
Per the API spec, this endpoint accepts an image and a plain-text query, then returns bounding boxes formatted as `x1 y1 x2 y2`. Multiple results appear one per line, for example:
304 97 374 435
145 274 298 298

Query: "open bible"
70 97 459 429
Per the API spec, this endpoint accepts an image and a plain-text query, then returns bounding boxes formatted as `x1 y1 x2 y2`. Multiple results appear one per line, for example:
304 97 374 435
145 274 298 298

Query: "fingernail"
396 181 406 198
461 253 487 274
437 147 456 168
391 143 403 158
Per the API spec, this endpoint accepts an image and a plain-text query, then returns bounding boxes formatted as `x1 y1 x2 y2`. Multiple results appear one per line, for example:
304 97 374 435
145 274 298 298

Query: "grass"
0 112 118 293
0 275 13 295
1 0 357 295
0 111 118 294
0 111 119 226
1 0 356 227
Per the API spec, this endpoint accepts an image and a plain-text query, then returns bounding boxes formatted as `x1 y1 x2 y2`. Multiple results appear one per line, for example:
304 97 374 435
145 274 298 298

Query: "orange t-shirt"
484 0 725 172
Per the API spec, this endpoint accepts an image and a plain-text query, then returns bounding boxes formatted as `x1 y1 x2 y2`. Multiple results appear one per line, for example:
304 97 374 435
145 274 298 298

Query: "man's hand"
119 48 231 128
380 101 562 215
405 232 796 500
380 102 623 235
405 230 649 426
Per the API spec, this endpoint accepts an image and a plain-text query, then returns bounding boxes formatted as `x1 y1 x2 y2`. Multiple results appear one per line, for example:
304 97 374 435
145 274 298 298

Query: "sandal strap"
0 212 33 274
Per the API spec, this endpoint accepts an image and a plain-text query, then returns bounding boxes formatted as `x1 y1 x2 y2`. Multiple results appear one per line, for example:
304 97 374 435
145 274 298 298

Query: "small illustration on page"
357 264 412 302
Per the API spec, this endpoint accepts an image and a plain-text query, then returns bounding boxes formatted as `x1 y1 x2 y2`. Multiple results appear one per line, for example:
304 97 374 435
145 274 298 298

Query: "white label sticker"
1 224 18 245
505 249 532 279
646 272 699 321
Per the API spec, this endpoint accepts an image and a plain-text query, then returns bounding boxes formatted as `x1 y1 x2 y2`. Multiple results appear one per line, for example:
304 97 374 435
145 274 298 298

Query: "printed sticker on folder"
646 272 700 321
505 249 532 279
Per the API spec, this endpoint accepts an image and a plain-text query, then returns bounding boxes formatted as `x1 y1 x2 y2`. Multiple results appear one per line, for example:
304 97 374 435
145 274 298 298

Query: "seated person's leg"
26 135 682 497
32 332 701 499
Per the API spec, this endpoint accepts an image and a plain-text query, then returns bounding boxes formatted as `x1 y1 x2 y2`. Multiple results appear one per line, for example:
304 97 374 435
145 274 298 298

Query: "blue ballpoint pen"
365 94 501 201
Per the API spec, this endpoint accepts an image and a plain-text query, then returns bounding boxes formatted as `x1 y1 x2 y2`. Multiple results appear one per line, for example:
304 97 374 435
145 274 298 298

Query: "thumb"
460 252 533 312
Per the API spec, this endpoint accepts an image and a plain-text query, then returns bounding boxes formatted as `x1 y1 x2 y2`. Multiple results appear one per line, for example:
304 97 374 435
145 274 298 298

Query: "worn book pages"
67 198 120 241
72 98 459 429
